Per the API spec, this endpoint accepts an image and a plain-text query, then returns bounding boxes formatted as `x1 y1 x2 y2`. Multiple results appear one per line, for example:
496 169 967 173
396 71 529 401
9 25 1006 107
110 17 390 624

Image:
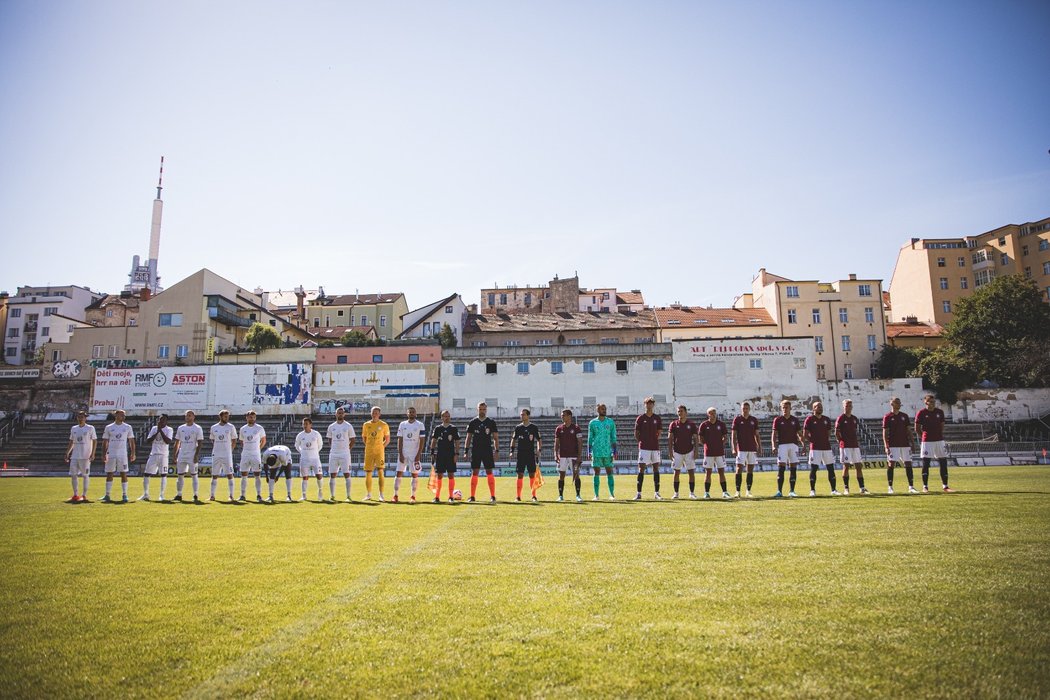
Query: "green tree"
943 275 1050 387
318 339 335 348
875 344 927 379
912 346 978 405
340 330 370 346
436 324 458 349
244 323 282 353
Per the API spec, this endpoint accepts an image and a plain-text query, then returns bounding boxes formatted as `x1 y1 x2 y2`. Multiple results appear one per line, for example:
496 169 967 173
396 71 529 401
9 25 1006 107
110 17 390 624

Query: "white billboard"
91 368 209 413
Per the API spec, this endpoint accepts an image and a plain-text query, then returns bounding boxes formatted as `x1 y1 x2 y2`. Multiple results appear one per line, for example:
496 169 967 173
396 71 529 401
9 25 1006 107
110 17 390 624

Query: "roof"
616 291 645 305
310 325 378 340
654 306 775 328
398 293 459 337
316 293 405 306
263 289 321 309
86 293 141 311
465 309 657 333
886 321 943 338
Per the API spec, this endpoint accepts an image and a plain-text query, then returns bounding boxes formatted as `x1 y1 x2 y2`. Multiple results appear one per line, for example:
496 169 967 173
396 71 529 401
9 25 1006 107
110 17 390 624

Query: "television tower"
124 157 165 295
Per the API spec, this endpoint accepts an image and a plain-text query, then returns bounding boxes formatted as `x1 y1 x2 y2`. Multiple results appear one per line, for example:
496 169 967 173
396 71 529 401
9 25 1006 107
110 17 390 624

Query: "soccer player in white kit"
139 414 173 501
264 444 295 502
209 410 238 502
173 410 205 502
65 410 97 502
395 407 425 503
238 410 267 502
326 407 356 501
101 409 136 503
295 417 324 501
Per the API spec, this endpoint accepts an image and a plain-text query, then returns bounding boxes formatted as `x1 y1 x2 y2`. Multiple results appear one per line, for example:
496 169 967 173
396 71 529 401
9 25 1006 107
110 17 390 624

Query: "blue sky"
1 0 1047 311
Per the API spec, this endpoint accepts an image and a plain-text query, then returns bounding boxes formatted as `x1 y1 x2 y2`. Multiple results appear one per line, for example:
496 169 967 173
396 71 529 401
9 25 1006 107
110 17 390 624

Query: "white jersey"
263 444 293 467
102 422 134 457
326 421 356 455
174 423 205 462
397 420 424 460
210 422 237 458
69 424 97 460
146 425 174 458
239 423 266 458
295 430 323 458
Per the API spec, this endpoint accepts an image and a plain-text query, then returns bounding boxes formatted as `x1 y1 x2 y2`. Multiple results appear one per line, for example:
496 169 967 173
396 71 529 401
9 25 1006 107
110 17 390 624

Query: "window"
129 318 137 327
634 337 653 344
1000 253 1008 266
105 309 114 318
108 344 118 358
159 313 183 327
5 347 15 357
785 285 799 298
844 364 854 379
44 307 57 316
939 277 949 290
360 315 368 326
583 396 597 408
942 301 952 313
653 359 665 371
814 336 824 353
870 363 878 378
67 324 75 333
551 361 563 374
1024 267 1032 280
975 269 995 287
176 345 189 358
960 277 969 289
485 363 497 375
858 284 872 297
158 345 170 359
337 310 344 317
841 335 851 352
337 355 348 364
550 397 565 408
41 327 51 338
379 315 387 327
524 293 532 305
313 319 319 328
1023 245 1029 256
517 362 530 374
7 328 18 338
599 338 620 345
838 308 848 323
453 398 466 409
816 364 826 380
867 335 877 351
811 309 821 324
787 309 797 324
568 338 586 346
958 256 966 267
9 308 20 318
504 340 522 347
453 363 465 376
536 339 552 346
749 359 762 369
583 361 595 373
1043 262 1050 275
92 344 103 359
616 395 629 408
499 294 507 305
517 398 530 408
408 353 419 363
615 360 628 373
372 354 383 363
937 257 946 267
1040 239 1049 251
487 293 495 306
471 341 488 348
998 236 1006 245
422 322 431 337
864 307 875 323
794 358 806 369
445 306 454 313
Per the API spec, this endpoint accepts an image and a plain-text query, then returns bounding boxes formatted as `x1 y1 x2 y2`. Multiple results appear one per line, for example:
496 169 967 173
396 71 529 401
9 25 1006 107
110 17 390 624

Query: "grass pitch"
1 467 1048 699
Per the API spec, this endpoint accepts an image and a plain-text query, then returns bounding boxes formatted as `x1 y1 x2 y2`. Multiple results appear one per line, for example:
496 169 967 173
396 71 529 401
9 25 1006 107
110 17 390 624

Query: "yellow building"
306 292 408 341
888 216 1050 326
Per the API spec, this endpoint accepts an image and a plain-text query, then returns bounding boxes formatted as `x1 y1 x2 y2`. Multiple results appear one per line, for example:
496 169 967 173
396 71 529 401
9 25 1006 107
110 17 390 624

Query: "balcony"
208 306 251 328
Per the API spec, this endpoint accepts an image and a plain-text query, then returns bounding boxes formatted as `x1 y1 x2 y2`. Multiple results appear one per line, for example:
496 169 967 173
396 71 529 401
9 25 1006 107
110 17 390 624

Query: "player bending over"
263 444 294 502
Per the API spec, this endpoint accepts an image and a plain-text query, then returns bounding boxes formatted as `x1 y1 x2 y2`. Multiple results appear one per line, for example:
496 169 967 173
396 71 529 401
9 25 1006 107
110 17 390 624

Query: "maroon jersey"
772 415 802 445
668 419 698 454
915 408 945 442
698 419 728 457
803 414 834 450
883 411 912 448
554 423 583 458
835 414 860 449
635 413 663 451
732 415 760 452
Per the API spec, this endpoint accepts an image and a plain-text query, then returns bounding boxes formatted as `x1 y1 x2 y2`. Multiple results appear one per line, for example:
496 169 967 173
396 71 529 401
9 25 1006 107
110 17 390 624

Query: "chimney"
140 288 151 302
848 274 857 280
294 286 306 322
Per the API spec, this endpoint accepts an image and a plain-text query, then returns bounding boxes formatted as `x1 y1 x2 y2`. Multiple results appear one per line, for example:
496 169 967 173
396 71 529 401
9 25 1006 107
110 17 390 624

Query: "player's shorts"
470 451 495 470
671 451 695 471
704 455 727 470
434 455 457 474
515 455 537 477
777 444 800 465
735 451 758 467
364 451 385 472
886 446 912 465
557 457 578 473
396 458 422 474
175 459 198 475
268 465 291 481
69 458 91 476
239 456 262 474
144 454 168 475
299 456 323 477
105 456 129 473
920 440 948 459
808 449 835 466
328 453 352 476
840 447 863 465
591 455 613 469
211 455 234 477
637 449 661 465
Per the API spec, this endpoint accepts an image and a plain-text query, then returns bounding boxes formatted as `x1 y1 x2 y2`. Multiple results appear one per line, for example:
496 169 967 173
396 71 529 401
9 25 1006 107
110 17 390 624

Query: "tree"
912 345 978 405
340 330 371 347
244 323 282 353
875 344 927 379
943 275 1050 387
436 324 458 349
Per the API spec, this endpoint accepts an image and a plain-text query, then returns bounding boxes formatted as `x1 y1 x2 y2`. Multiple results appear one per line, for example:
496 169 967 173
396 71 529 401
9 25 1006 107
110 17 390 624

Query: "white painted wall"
950 388 1050 422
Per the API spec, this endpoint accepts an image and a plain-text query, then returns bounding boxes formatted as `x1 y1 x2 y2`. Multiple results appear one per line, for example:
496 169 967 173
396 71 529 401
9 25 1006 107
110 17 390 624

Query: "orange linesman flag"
530 464 544 493
428 466 440 495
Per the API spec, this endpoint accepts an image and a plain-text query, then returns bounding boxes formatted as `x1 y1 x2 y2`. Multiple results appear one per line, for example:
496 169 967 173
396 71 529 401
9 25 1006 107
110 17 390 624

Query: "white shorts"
300 456 323 477
144 455 168 475
328 453 352 476
886 447 912 465
777 444 800 465
735 451 758 467
704 455 727 470
69 458 91 476
840 447 863 465
397 459 422 474
808 449 835 466
175 459 199 475
557 457 579 473
212 455 234 477
240 456 262 474
671 452 695 471
105 456 129 474
637 449 661 466
920 441 948 459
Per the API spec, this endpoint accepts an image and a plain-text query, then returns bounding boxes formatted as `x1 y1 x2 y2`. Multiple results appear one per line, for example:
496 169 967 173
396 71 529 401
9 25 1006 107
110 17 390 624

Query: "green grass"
1 467 1049 699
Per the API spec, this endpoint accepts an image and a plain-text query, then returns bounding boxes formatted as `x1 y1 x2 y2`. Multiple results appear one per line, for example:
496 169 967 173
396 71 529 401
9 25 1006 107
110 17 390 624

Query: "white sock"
240 476 248 498
394 474 402 496
121 481 128 498
302 480 308 498
411 475 418 497
82 474 89 498
210 480 217 498
344 476 352 499
329 476 336 499
268 480 275 499
286 481 293 498
317 479 323 498
160 476 167 500
143 475 150 497
228 479 234 499
105 480 113 497
255 474 262 497
177 475 185 496
71 475 78 496
192 474 199 497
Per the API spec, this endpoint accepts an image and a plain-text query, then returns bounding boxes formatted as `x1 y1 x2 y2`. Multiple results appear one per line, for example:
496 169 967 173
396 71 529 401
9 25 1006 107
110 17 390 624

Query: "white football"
452 489 463 501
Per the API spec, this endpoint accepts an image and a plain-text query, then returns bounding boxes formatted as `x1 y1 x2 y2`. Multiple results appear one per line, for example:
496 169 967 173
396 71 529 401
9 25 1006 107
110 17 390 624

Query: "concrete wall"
313 362 440 415
214 348 317 364
951 388 1050 422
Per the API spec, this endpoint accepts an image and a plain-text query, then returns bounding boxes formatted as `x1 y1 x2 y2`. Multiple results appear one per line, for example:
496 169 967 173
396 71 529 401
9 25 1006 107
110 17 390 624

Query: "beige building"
888 216 1050 326
462 310 658 347
655 305 777 341
886 319 944 350
85 292 143 328
734 269 886 381
306 292 408 341
480 275 646 315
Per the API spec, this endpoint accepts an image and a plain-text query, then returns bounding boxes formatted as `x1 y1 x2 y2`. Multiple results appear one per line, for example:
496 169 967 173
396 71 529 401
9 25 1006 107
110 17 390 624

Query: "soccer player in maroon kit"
699 407 731 499
835 399 868 495
668 405 700 499
634 397 663 500
772 400 803 498
803 401 839 496
554 409 584 502
883 396 917 494
916 394 954 493
732 401 761 498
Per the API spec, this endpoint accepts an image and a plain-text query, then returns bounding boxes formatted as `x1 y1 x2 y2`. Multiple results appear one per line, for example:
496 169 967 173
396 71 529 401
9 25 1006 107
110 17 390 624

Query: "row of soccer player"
63 394 952 503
